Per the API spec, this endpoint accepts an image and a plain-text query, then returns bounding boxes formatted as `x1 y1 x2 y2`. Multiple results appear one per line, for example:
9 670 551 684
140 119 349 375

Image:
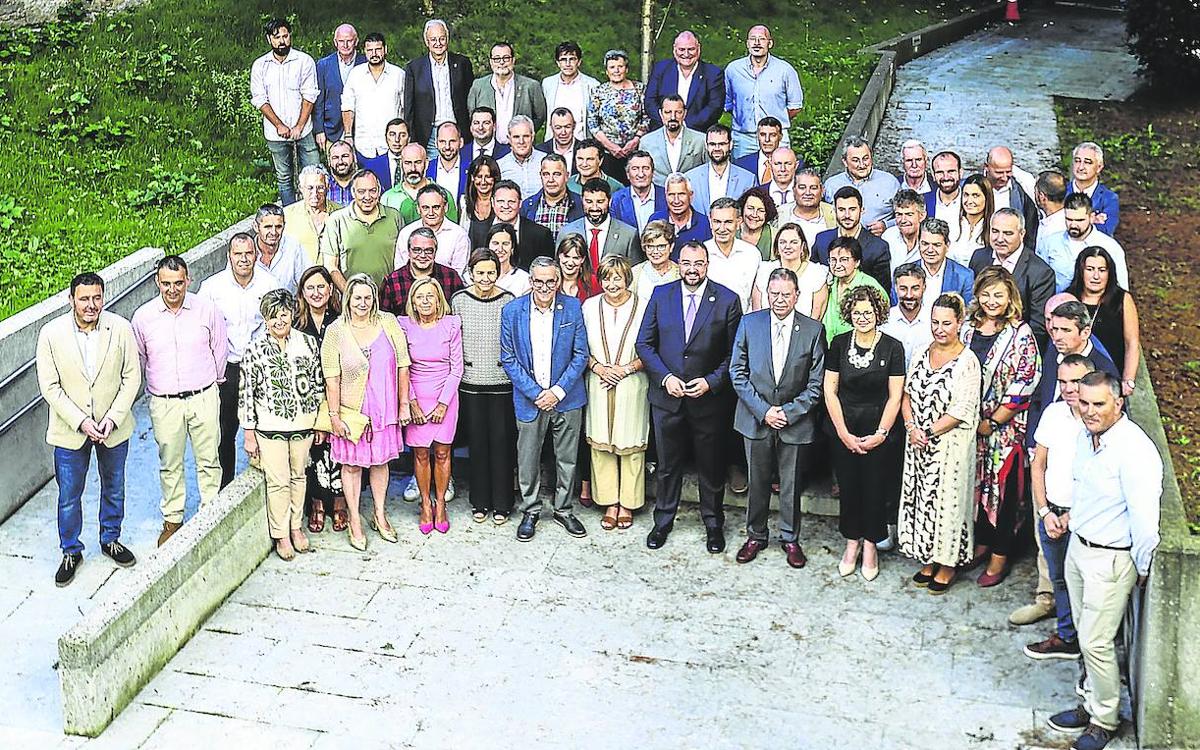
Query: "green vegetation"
0 0 968 318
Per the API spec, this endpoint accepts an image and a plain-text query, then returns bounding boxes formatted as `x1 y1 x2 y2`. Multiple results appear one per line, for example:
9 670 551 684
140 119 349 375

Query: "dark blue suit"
520 190 584 226
314 51 366 143
644 60 726 131
647 209 712 257
1066 182 1120 236
500 294 588 423
360 152 397 192
811 229 892 291
424 158 470 202
462 140 510 166
636 279 742 532
403 52 474 147
610 185 665 231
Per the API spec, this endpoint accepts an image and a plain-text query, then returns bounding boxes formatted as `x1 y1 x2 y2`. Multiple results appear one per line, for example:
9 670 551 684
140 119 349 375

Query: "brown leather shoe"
781 541 807 569
736 538 768 563
157 520 183 547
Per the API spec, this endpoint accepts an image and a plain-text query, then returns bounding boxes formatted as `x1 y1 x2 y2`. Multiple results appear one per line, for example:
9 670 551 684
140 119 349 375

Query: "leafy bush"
126 165 207 208
1126 0 1200 90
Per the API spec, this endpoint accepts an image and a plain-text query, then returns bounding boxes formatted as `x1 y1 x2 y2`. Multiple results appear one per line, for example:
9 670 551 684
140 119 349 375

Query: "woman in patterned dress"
961 267 1041 587
899 293 981 594
588 49 650 184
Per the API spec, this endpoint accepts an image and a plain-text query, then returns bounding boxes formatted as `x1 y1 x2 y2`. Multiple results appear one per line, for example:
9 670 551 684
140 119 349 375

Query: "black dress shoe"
101 540 137 568
646 527 669 549
705 527 725 554
553 512 587 538
735 538 768 563
55 553 82 587
516 513 538 542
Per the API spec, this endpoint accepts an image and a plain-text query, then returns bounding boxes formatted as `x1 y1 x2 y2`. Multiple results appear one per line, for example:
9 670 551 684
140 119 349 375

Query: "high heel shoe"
434 519 450 534
418 520 434 535
838 559 857 577
861 564 879 581
347 528 367 551
370 515 398 543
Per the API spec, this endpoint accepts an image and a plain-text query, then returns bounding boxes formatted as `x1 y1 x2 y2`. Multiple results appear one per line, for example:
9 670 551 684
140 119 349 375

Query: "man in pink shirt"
131 255 229 546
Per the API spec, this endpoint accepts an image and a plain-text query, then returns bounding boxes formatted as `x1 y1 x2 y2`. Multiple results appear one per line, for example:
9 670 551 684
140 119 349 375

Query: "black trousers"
974 459 1026 557
461 391 516 514
217 362 240 489
651 397 728 531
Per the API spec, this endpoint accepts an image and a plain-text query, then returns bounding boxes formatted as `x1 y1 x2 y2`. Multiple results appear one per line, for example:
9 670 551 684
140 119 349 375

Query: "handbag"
314 402 372 444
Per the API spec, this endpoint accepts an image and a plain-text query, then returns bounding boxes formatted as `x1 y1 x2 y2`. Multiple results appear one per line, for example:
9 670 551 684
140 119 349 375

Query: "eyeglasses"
644 242 670 252
530 279 558 288
490 55 513 63
850 310 875 320
409 247 436 256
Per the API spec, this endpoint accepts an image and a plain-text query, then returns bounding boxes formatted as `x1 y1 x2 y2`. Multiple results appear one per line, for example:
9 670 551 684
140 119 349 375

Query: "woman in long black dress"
824 285 906 581
1066 245 1140 396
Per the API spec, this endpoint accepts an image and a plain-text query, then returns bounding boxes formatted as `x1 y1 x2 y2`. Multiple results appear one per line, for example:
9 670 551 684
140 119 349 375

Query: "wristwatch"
1124 379 1136 391
1037 506 1051 519
987 417 999 432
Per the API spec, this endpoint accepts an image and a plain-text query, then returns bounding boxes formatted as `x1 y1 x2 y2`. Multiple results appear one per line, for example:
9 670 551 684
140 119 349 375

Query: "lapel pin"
708 296 715 302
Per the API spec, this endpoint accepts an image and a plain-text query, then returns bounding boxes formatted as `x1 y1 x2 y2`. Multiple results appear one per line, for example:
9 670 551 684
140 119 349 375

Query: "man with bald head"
761 147 798 212
314 24 365 150
645 31 726 131
381 142 457 224
724 25 803 159
984 146 1039 250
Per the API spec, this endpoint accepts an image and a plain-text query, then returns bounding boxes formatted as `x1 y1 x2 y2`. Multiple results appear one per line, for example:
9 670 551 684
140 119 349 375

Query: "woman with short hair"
737 186 778 260
588 49 650 183
630 220 679 301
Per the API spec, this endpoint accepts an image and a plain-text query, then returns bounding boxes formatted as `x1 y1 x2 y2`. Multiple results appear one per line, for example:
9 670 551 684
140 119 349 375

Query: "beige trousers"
257 434 313 539
1033 506 1053 598
1065 537 1136 731
590 449 646 509
149 386 222 524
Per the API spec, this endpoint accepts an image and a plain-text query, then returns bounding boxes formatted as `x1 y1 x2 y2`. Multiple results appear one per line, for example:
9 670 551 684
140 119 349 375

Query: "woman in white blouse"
751 222 829 319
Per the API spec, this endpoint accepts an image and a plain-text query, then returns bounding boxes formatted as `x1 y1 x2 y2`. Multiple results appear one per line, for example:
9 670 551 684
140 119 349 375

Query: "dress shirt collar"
587 215 612 234
683 279 708 300
772 309 796 332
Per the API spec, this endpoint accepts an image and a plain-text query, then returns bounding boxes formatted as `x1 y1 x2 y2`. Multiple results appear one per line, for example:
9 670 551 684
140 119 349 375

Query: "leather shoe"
553 512 587 538
516 513 538 542
157 520 183 547
646 527 670 549
727 466 748 494
781 541 807 569
705 527 725 554
735 538 767 563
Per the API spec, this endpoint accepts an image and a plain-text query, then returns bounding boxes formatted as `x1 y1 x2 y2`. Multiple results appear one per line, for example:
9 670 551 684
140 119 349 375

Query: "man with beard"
1036 192 1129 292
560 179 644 276
325 140 358 205
382 143 457 224
775 168 835 249
520 154 583 241
251 203 308 293
811 186 891 291
341 32 405 160
426 122 468 207
250 18 320 206
880 262 931 367
641 95 707 185
360 118 409 192
467 42 547 139
649 173 711 253
322 169 406 289
926 150 963 225
881 188 925 272
610 151 665 232
685 123 755 217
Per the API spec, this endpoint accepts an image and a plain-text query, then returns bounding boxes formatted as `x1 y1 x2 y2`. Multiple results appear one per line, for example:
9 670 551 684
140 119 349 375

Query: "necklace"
847 331 881 370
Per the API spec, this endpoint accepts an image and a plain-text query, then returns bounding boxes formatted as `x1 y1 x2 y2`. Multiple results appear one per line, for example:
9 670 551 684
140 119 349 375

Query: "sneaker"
101 541 137 568
445 478 455 502
1009 596 1055 626
1048 705 1090 733
55 553 83 587
1072 723 1116 750
403 476 419 502
1024 633 1081 661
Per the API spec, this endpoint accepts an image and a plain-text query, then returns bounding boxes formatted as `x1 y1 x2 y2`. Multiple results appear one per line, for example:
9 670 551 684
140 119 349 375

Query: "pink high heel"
419 521 434 535
434 520 450 534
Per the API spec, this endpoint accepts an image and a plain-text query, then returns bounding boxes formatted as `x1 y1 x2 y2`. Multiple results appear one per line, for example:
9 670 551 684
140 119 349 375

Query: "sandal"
600 507 618 531
473 510 488 523
616 507 633 529
308 503 326 534
492 512 509 526
331 497 349 533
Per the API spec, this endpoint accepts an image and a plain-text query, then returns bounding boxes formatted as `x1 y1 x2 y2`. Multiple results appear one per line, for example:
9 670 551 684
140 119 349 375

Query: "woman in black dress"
1066 245 1140 396
824 285 906 581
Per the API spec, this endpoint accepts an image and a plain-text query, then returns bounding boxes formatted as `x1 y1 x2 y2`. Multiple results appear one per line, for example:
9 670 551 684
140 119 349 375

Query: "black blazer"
968 246 1056 347
403 52 475 147
468 215 554 271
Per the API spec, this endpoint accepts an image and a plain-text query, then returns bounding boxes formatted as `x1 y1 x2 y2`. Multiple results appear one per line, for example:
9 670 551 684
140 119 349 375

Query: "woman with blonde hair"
630 220 679 301
751 222 828 320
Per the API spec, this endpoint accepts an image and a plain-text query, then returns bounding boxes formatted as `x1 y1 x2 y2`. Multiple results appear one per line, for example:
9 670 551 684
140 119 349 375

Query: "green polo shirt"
380 183 459 225
567 173 623 195
320 204 405 286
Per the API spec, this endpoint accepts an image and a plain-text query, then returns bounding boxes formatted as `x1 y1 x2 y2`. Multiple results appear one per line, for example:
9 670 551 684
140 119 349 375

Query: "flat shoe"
275 541 296 561
928 574 956 595
977 567 1009 588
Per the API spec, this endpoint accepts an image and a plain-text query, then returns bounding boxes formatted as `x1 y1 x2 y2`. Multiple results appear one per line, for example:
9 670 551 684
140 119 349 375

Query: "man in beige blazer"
36 272 141 587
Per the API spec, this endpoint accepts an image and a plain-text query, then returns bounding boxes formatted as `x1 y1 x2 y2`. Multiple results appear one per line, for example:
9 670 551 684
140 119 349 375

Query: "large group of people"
35 16 1164 750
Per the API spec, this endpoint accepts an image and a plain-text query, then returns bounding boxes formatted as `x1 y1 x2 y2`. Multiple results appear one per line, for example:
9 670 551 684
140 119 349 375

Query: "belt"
1076 534 1131 552
156 384 214 400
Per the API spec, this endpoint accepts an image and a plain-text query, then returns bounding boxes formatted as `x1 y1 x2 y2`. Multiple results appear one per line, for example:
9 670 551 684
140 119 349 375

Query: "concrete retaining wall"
57 467 271 736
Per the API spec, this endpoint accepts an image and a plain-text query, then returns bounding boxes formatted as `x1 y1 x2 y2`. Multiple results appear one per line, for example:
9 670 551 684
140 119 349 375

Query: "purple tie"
683 293 698 341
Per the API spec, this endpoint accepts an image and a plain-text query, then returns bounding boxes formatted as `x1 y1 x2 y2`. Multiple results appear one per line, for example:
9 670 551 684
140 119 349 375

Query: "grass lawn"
0 0 971 319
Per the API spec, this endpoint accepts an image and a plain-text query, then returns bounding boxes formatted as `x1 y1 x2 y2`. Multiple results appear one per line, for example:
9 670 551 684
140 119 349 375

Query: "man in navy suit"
313 24 365 150
360 117 409 192
733 117 784 185
729 267 825 568
644 31 726 132
902 217 975 310
403 19 474 157
461 106 510 164
500 257 590 542
636 241 743 553
610 152 665 232
1067 141 1119 236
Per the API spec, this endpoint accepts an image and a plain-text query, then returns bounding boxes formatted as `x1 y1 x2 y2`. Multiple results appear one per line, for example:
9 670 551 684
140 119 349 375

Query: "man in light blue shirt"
724 25 803 159
823 135 900 236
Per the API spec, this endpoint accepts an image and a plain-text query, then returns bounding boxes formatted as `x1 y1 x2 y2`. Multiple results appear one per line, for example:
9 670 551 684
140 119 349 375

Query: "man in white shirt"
777 168 835 248
496 115 542 199
898 139 933 197
641 95 706 185
251 203 307 293
763 147 798 212
541 41 599 140
1034 170 1068 242
534 108 580 174
198 233 281 488
1046 371 1161 749
704 197 761 313
394 184 470 274
880 263 931 367
881 188 925 273
1036 192 1129 292
430 122 466 206
340 32 405 159
929 150 963 225
249 18 320 206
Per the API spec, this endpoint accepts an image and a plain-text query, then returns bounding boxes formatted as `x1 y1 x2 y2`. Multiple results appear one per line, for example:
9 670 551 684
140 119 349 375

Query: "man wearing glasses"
542 41 599 140
467 42 547 143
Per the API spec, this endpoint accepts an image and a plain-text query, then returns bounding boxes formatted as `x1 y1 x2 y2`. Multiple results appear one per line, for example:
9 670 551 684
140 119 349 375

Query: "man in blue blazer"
1067 141 1120 236
461 106 511 164
685 124 757 214
733 117 784 184
313 25 366 150
644 32 726 131
729 266 825 568
636 241 743 553
893 217 975 307
500 257 590 542
610 152 665 231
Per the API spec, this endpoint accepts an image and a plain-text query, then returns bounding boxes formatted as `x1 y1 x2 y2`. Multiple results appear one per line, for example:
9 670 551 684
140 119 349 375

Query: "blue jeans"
54 440 130 555
265 134 320 205
1038 516 1077 642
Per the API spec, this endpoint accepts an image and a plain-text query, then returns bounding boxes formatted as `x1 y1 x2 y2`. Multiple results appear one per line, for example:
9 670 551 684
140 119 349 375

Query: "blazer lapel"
685 287 717 347
90 318 115 386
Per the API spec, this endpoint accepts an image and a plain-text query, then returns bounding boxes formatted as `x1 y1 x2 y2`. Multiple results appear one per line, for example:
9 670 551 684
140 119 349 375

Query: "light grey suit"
559 216 645 265
729 308 825 542
685 161 757 216
641 126 707 185
467 74 548 133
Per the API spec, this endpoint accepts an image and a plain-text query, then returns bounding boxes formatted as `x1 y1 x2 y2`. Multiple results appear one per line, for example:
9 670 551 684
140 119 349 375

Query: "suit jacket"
969 246 1056 345
467 74 548 133
560 216 645 265
36 311 142 450
647 209 712 252
462 140 510 165
361 151 397 192
1026 339 1120 448
499 293 589 422
729 310 826 444
636 279 743 414
1066 181 1120 236
534 140 581 174
811 229 892 291
541 72 601 137
520 190 584 225
640 126 708 185
468 215 554 271
403 52 474 147
610 184 665 229
888 259 974 306
996 180 1040 250
314 51 366 141
644 60 726 131
685 162 756 215
424 157 470 202
734 151 806 181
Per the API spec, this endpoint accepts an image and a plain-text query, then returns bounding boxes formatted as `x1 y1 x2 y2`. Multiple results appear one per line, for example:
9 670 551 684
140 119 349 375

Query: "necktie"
392 158 403 189
773 321 787 382
761 157 772 185
683 293 699 341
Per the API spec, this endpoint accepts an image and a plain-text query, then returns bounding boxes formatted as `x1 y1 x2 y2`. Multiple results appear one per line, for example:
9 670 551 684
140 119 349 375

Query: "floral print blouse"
588 80 650 148
238 329 324 433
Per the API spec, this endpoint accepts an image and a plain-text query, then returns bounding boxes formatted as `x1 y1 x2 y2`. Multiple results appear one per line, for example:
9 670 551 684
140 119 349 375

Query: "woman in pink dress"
398 277 464 535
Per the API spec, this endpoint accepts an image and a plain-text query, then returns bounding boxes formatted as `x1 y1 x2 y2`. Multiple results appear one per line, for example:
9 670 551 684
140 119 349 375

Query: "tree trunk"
641 0 653 82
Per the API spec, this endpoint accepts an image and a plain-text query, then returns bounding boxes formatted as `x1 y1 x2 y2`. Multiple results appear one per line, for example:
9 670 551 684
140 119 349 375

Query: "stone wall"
0 0 142 26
